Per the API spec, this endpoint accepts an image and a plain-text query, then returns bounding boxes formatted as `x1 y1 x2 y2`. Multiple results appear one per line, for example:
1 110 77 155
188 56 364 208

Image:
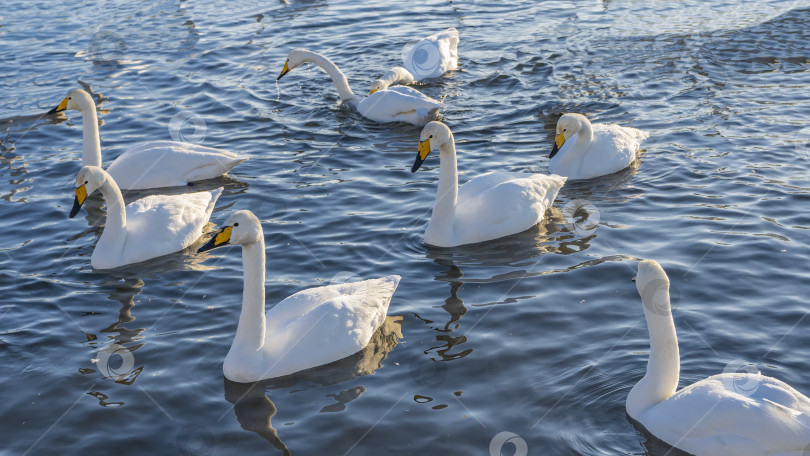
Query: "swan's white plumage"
72 166 221 269
403 28 459 80
413 121 566 247
199 210 400 383
278 49 442 126
628 260 810 456
370 28 459 93
550 113 647 180
53 89 247 190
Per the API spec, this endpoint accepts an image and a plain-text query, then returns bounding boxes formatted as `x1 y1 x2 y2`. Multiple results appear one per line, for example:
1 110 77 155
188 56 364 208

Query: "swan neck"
627 297 680 418
96 174 127 253
382 67 414 87
79 102 102 167
301 51 356 102
428 140 458 243
234 238 267 352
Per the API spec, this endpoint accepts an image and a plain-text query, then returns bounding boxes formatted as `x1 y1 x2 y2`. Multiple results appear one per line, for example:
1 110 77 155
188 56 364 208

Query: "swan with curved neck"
277 49 442 126
198 210 401 382
48 89 247 190
628 260 810 455
411 121 566 247
549 113 647 180
369 67 415 94
69 166 221 269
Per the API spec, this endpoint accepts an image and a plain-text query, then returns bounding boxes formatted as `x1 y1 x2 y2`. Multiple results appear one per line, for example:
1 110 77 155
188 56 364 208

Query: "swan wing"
106 141 247 190
256 275 401 378
451 172 565 244
357 89 442 126
641 374 810 456
118 188 221 264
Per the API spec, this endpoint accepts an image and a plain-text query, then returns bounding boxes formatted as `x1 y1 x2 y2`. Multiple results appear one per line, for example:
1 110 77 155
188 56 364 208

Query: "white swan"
549 113 648 180
197 210 401 382
277 49 442 126
371 28 459 93
628 260 810 456
49 89 247 190
70 166 221 269
411 121 567 247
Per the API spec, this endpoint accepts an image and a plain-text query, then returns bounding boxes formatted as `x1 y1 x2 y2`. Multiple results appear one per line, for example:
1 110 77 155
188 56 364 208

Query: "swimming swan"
277 49 442 126
197 210 401 382
411 121 566 247
69 166 221 269
49 89 247 190
371 28 459 93
549 113 648 180
628 260 810 456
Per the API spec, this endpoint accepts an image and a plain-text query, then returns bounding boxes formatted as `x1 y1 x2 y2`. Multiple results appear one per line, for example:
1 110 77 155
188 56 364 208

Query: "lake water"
2 1 810 455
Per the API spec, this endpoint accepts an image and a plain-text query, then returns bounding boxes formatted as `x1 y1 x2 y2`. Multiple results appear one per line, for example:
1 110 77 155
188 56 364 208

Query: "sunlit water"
2 1 810 455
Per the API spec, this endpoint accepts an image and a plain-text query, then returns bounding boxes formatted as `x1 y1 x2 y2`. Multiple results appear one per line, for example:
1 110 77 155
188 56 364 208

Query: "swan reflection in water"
222 315 403 455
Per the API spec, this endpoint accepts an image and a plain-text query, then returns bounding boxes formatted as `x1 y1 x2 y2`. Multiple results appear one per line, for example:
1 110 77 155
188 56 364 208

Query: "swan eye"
429 135 433 139
563 129 566 132
233 223 239 227
84 180 88 184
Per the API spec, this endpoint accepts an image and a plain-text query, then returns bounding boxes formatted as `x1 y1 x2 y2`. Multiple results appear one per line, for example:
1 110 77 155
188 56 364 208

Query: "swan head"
412 121 453 173
636 260 672 316
277 49 313 81
550 113 589 159
70 166 105 218
198 210 263 252
369 79 385 95
369 67 414 94
48 88 93 115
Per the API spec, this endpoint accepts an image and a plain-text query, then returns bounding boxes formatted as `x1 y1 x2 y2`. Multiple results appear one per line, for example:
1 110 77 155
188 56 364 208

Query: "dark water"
2 1 810 455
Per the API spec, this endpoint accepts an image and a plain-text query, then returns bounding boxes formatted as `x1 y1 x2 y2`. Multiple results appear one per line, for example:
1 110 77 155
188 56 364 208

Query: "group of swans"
45 26 804 456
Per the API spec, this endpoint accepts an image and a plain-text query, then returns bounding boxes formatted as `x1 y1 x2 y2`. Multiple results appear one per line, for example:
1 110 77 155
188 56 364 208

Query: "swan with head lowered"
48 89 247 190
277 49 442 126
411 121 566 247
69 166 221 269
197 210 401 383
549 113 648 179
370 28 459 93
628 260 810 456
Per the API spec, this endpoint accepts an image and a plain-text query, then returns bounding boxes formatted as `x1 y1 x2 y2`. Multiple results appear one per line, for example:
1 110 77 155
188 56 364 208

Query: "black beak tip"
69 198 82 218
550 143 559 159
276 71 287 81
197 237 219 254
411 159 423 174
47 106 60 115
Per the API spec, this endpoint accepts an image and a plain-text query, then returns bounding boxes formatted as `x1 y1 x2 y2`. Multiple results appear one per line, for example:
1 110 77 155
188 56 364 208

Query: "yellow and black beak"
198 226 233 253
47 96 69 115
411 138 432 173
277 60 291 81
550 132 565 159
369 88 379 95
69 184 88 218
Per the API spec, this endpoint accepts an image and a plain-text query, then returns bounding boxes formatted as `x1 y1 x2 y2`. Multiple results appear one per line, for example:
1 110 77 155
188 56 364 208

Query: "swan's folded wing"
121 188 221 262
357 89 442 125
261 275 400 377
107 141 246 190
455 172 565 243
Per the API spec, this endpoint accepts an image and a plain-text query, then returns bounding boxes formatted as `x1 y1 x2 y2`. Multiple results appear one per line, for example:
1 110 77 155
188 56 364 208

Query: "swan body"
549 113 647 180
628 260 810 456
69 166 221 269
370 28 460 93
411 121 566 247
198 210 401 383
50 89 247 190
277 49 442 126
